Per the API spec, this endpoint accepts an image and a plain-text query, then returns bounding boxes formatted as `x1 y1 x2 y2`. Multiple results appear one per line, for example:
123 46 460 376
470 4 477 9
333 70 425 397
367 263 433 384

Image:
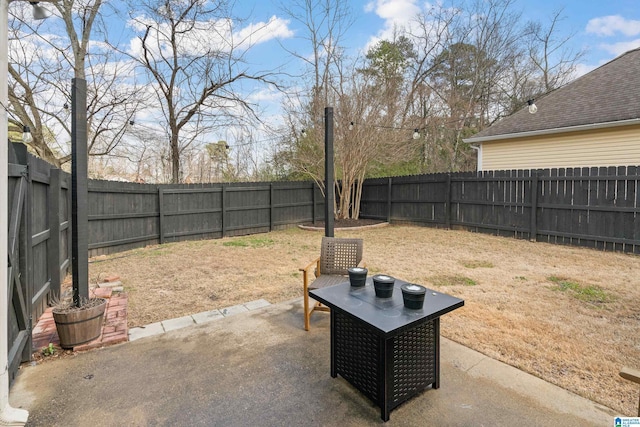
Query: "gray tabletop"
309 277 464 337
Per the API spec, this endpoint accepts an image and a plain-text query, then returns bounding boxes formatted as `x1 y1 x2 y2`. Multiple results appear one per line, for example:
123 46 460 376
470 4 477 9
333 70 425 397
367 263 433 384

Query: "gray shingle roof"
466 47 640 142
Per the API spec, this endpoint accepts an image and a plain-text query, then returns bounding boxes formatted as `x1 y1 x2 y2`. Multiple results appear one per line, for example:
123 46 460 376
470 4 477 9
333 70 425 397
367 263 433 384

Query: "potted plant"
52 295 107 349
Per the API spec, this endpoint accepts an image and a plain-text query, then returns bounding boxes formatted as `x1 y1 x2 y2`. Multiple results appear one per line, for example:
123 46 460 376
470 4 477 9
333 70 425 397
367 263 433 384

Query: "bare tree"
125 0 280 183
525 8 587 93
275 0 589 186
8 0 143 167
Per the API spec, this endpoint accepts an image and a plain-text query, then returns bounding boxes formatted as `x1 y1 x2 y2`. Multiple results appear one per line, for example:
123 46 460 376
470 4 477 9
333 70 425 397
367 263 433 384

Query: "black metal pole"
71 78 89 306
324 107 334 237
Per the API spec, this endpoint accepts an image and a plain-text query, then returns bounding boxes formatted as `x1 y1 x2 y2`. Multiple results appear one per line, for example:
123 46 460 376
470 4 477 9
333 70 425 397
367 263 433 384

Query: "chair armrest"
300 257 320 273
301 257 321 293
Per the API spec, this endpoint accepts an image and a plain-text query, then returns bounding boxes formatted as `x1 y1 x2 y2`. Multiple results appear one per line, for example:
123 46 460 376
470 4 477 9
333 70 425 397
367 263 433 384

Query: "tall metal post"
71 78 89 306
324 107 334 237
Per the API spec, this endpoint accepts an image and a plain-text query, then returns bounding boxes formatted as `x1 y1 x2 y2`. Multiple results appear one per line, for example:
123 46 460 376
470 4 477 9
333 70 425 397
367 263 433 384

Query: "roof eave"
464 118 640 144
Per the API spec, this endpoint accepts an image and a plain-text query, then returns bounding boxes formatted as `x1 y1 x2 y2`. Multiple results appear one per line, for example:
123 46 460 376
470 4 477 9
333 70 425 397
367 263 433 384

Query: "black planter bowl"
401 284 427 309
348 267 368 287
372 274 395 298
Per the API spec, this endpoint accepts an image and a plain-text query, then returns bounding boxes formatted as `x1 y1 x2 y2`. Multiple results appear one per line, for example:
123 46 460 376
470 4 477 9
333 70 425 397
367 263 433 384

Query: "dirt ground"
88 224 640 416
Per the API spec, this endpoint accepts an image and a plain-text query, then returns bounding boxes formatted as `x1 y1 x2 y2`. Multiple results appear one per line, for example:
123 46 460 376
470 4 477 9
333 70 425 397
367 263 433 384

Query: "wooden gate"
6 143 71 385
7 144 31 385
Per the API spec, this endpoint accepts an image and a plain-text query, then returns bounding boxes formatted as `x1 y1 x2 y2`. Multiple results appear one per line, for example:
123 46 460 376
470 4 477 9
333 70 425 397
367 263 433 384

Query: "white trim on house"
464 118 640 144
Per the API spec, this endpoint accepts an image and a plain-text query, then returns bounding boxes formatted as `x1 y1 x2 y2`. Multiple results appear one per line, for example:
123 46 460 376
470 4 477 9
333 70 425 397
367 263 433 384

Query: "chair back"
320 237 363 276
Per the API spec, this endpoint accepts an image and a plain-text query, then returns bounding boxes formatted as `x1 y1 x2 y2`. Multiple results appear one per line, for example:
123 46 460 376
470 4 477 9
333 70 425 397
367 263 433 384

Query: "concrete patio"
10 298 616 426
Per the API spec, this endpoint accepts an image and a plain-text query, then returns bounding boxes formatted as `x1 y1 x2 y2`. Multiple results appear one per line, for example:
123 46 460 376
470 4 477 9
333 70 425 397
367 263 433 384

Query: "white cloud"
373 0 421 23
364 0 422 47
234 16 294 49
586 15 640 37
247 87 283 104
597 39 640 56
572 63 597 79
127 15 293 58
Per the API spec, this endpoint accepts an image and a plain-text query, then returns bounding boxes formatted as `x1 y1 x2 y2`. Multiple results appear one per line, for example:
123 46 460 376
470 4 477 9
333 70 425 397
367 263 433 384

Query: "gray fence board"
360 166 640 254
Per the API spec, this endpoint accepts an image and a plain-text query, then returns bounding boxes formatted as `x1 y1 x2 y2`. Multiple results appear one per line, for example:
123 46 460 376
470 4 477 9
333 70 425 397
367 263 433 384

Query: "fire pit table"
309 277 464 421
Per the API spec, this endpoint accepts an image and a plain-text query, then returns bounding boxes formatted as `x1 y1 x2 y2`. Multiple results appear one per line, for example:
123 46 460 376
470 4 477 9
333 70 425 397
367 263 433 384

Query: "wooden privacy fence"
7 141 640 387
359 166 640 254
87 180 325 256
7 143 71 385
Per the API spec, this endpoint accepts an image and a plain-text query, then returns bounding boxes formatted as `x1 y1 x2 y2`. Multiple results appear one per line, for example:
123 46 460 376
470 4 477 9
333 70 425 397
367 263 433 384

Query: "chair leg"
304 293 310 331
303 270 310 331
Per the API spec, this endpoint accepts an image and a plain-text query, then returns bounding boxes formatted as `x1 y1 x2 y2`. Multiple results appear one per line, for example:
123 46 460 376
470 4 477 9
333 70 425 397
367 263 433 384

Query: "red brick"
31 292 129 354
102 275 120 282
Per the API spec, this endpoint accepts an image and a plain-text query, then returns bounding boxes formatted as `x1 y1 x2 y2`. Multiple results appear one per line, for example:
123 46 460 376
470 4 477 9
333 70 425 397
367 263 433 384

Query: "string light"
22 126 33 143
345 121 426 140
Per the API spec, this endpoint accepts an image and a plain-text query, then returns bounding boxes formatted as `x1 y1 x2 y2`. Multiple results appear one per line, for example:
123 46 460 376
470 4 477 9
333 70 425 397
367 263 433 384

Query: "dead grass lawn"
88 225 640 416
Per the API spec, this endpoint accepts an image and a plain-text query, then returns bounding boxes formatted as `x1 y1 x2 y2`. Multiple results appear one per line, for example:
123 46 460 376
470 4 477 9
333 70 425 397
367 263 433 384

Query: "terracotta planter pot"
373 274 395 298
53 298 107 349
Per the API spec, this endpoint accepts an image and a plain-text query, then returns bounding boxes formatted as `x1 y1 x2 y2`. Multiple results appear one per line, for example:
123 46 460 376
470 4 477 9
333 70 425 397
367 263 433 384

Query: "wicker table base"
310 278 463 421
331 309 439 421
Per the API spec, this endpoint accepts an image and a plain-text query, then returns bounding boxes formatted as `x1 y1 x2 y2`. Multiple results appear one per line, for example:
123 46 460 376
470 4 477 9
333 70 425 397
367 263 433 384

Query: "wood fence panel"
88 180 160 255
360 166 640 254
162 186 222 242
624 166 639 253
359 178 389 221
271 182 320 228
28 156 52 320
224 185 270 236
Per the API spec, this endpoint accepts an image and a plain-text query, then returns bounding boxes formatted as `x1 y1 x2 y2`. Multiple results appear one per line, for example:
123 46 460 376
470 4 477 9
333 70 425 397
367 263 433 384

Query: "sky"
244 0 640 75
229 0 640 111
221 0 640 150
12 0 640 170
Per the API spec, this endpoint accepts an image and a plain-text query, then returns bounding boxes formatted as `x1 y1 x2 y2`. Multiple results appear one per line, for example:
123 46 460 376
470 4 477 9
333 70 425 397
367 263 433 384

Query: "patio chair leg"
304 293 310 331
303 269 310 331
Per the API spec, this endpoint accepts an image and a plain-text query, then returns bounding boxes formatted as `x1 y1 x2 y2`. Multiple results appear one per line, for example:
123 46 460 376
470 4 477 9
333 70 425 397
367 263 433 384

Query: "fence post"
530 174 539 242
312 183 317 224
221 185 226 237
48 168 61 297
22 149 33 362
324 107 334 237
270 183 274 231
158 188 165 245
71 77 89 305
387 177 392 223
445 174 452 229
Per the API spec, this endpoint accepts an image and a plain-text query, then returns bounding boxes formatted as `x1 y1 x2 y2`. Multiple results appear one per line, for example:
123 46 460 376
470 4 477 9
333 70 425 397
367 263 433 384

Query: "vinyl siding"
480 124 640 171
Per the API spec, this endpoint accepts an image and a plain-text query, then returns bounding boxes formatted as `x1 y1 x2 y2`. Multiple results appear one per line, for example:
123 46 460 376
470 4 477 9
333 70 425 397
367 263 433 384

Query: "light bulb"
22 126 33 144
413 129 420 140
527 99 537 114
349 121 354 131
31 2 53 20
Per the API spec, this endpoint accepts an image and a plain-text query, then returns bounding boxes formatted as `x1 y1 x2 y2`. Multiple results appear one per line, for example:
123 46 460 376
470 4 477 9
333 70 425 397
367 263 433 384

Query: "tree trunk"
171 134 180 183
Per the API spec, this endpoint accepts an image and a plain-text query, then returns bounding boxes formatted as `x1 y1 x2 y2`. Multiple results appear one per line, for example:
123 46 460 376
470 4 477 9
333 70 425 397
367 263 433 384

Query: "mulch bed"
302 219 386 228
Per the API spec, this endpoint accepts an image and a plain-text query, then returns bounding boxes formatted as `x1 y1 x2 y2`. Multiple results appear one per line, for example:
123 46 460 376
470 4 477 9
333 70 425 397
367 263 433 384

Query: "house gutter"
463 118 640 144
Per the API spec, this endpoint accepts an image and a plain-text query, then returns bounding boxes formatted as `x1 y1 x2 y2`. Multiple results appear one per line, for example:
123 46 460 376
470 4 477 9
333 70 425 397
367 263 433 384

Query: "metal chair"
300 237 364 331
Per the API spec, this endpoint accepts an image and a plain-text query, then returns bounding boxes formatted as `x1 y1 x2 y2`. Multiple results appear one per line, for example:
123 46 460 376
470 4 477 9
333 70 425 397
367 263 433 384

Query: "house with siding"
464 47 640 171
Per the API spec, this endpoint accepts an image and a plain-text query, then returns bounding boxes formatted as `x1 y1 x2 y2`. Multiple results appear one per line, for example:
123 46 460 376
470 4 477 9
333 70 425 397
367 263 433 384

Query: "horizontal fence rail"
360 166 640 254
86 180 325 256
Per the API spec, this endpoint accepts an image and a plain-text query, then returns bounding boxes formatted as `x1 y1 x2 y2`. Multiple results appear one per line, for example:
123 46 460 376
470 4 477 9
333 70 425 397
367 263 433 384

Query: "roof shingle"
466 47 640 141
